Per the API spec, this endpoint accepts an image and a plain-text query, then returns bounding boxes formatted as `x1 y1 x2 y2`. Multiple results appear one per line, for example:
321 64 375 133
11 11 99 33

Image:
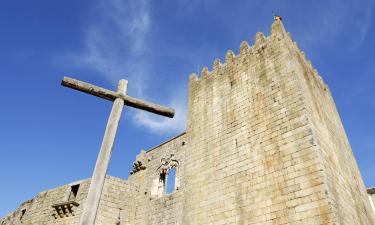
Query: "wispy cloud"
348 2 374 48
65 0 187 134
298 0 374 49
75 0 150 95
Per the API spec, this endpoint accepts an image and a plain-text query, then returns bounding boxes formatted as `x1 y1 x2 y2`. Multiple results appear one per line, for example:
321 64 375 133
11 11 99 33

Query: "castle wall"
125 21 333 224
128 133 187 225
0 176 139 225
95 177 139 225
1 179 90 225
181 22 331 224
289 34 375 224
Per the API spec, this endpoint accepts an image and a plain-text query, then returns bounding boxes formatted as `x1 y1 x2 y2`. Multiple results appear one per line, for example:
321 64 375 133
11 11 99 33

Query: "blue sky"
0 0 374 217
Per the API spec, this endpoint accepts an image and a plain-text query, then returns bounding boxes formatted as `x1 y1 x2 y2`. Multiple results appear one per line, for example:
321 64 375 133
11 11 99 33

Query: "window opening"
68 184 80 201
20 209 26 221
166 167 176 194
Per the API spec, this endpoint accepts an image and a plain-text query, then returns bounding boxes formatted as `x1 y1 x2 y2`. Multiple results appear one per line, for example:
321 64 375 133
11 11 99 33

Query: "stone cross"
61 77 174 225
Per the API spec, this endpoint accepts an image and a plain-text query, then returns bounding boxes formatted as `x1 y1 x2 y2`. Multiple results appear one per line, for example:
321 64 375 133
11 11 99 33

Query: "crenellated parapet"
189 21 288 86
188 20 330 102
187 20 310 134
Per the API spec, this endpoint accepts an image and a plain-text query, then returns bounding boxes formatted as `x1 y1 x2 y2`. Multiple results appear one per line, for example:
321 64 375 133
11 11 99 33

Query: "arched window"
151 155 179 197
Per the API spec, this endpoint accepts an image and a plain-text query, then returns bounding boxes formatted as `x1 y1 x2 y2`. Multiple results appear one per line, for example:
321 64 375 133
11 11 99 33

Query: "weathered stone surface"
0 176 138 225
2 21 374 225
61 77 175 118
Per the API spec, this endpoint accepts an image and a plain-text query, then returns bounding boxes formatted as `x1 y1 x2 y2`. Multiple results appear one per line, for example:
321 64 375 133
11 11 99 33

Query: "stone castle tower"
2 21 375 225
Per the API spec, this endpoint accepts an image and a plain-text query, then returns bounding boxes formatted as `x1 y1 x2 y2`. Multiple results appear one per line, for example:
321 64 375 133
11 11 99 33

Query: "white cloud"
105 0 150 56
75 0 150 95
133 88 188 134
349 2 374 48
65 0 187 134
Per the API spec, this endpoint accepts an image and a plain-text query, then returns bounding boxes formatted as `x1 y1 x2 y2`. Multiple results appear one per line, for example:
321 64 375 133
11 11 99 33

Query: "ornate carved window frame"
151 154 180 197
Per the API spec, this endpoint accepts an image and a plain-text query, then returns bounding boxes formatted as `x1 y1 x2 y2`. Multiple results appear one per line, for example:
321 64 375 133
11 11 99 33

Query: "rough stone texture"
0 176 139 225
2 21 374 225
370 188 375 201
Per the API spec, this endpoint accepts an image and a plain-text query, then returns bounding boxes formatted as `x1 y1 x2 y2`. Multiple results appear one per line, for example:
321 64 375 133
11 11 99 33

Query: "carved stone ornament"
158 154 179 172
52 201 79 219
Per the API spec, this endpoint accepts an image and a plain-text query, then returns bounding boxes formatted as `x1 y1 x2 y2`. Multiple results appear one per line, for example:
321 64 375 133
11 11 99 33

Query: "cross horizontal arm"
61 76 175 118
62 77 118 101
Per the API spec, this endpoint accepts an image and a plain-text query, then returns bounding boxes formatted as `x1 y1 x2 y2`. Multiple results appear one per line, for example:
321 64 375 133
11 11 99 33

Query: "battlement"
189 20 327 93
189 21 287 82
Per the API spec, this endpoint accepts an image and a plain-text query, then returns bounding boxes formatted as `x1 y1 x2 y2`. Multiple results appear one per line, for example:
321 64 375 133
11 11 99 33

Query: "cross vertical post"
61 76 174 225
79 79 127 225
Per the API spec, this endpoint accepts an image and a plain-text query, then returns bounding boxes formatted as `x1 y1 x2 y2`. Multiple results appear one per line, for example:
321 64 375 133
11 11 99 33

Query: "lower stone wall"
0 176 139 225
128 133 186 225
95 176 139 225
0 179 89 225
